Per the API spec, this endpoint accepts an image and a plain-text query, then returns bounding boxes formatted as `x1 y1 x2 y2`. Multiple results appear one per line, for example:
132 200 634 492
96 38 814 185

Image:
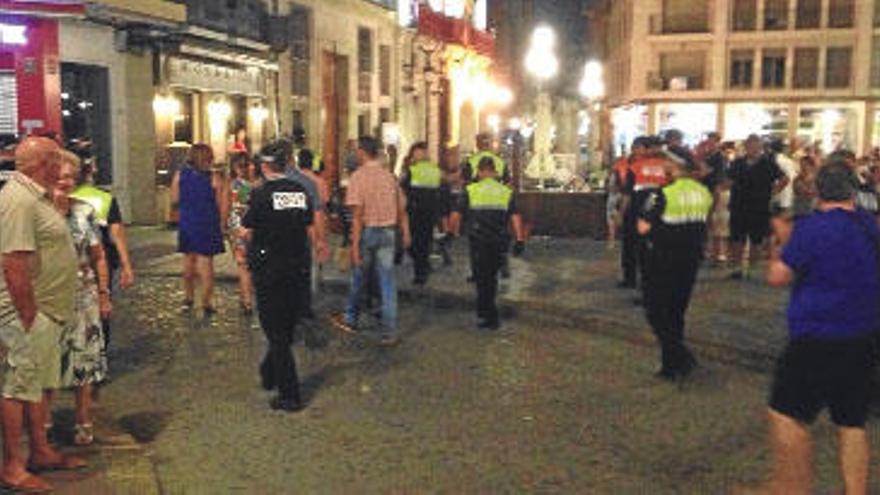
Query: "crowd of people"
609 129 880 494
2 124 880 492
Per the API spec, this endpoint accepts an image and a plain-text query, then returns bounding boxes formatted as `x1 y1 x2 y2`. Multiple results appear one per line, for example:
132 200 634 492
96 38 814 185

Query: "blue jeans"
344 227 398 336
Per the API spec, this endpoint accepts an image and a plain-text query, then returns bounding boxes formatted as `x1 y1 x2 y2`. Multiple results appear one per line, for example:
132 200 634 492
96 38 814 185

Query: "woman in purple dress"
171 144 226 315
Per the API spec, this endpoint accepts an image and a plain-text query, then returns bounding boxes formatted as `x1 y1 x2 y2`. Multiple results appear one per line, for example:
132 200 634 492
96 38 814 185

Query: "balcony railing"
417 7 494 58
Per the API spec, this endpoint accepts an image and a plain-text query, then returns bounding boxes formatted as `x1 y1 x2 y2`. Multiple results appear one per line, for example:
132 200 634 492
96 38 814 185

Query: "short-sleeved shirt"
701 151 727 192
242 176 314 276
285 168 323 213
457 178 518 245
346 161 406 228
782 208 880 340
640 177 713 258
0 173 77 324
729 154 784 215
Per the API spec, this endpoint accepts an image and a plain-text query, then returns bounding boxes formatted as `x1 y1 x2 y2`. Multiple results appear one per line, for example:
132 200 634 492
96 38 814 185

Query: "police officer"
70 153 135 358
452 157 525 330
637 146 713 380
621 136 668 294
464 133 510 185
242 142 314 412
401 142 444 285
292 128 324 174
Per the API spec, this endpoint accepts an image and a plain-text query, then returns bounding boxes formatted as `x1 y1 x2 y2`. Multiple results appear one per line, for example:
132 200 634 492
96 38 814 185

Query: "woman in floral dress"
53 151 111 445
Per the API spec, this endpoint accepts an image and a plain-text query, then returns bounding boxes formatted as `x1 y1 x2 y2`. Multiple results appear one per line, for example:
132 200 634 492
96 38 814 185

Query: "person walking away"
0 137 86 493
763 160 879 494
227 154 257 313
401 142 445 285
451 157 526 330
332 137 411 346
638 146 713 380
52 151 110 446
284 144 329 320
727 134 789 279
171 144 226 316
621 136 668 295
70 153 134 357
242 142 315 412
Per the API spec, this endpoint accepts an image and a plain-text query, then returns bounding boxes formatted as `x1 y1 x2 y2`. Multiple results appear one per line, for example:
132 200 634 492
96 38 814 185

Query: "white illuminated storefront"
724 103 788 142
655 103 717 147
610 105 648 156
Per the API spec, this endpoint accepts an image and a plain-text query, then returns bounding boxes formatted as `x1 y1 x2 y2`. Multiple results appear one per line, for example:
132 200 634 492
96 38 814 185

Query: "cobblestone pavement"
75 228 880 493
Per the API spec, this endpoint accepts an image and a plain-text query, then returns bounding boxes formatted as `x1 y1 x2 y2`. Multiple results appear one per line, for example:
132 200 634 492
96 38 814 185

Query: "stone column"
125 51 158 224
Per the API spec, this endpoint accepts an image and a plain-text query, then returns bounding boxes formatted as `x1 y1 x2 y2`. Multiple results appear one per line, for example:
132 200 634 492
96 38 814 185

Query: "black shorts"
769 336 877 428
729 210 770 244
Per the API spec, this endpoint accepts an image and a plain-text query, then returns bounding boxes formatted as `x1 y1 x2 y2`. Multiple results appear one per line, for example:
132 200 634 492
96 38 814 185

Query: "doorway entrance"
61 63 112 185
322 50 349 185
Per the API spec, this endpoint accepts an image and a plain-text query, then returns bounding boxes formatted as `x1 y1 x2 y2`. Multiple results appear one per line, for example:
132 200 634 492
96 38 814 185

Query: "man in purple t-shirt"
764 160 880 494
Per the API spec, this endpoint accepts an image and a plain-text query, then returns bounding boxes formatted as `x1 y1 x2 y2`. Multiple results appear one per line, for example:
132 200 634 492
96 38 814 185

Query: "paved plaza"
22 228 880 494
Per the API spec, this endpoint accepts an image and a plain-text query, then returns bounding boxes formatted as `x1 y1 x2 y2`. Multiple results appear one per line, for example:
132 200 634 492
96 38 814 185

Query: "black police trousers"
254 272 303 403
409 208 438 282
473 240 504 324
643 249 700 374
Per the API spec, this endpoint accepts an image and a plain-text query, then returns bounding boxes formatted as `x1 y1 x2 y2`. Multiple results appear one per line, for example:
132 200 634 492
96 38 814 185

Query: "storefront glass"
724 103 788 142
610 104 647 157
797 106 858 153
656 103 717 147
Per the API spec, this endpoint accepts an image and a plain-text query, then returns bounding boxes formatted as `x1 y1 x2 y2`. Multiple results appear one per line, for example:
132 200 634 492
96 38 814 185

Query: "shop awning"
0 1 86 17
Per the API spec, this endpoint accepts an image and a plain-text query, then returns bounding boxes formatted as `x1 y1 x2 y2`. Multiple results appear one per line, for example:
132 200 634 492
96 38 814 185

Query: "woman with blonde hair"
50 150 111 445
171 144 226 316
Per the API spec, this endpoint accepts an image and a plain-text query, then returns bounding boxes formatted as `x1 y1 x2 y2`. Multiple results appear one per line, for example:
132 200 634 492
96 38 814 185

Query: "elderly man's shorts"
0 312 63 402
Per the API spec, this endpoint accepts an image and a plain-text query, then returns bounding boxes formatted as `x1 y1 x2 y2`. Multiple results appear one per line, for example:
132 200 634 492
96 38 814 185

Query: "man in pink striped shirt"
332 137 411 346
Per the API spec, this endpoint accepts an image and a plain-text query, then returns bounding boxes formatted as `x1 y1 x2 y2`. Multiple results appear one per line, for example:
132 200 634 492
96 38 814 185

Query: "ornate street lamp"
524 25 559 190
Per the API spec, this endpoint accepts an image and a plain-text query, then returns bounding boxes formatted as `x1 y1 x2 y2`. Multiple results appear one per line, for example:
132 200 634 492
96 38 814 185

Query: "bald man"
0 137 85 492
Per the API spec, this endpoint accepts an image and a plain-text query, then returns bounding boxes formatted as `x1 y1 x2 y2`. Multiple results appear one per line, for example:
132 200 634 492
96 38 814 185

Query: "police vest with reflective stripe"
70 185 113 225
468 151 506 177
661 178 713 225
409 160 442 189
467 178 513 210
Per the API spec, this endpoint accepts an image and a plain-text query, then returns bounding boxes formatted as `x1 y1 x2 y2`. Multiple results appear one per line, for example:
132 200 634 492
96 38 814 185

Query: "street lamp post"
524 25 558 191
579 60 606 182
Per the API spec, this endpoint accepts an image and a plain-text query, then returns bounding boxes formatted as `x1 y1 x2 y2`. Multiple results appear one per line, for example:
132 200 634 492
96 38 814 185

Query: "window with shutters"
662 0 708 33
828 0 854 28
358 27 373 103
729 50 754 89
793 48 819 88
732 0 757 31
379 45 391 96
796 0 821 29
761 49 786 89
290 4 311 97
825 46 852 88
764 0 788 30
0 72 17 136
660 52 705 90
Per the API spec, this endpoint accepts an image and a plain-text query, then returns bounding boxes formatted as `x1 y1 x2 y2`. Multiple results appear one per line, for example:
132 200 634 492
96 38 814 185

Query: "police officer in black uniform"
400 142 445 285
242 142 315 412
638 146 713 381
452 157 525 330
